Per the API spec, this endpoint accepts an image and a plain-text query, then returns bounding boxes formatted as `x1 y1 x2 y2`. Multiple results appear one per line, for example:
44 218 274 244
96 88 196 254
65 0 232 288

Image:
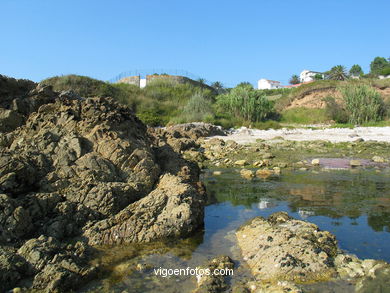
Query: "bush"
324 96 348 123
340 84 385 124
179 92 214 122
216 84 274 122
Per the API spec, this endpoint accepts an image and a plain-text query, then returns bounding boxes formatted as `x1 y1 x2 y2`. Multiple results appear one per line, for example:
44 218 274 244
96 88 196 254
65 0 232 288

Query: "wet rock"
350 160 362 167
240 169 254 180
236 212 338 283
193 255 234 293
255 169 273 179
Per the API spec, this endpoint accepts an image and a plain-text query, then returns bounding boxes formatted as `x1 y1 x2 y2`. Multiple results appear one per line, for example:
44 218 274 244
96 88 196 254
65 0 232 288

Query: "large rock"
236 212 390 291
236 212 338 283
84 174 204 245
0 76 205 291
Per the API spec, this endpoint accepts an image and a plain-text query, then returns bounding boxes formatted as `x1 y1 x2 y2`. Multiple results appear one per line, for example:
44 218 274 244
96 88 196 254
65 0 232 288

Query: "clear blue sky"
1 0 389 87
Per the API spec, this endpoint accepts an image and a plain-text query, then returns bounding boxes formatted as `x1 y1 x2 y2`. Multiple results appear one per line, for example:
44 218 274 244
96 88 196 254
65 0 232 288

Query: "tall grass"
340 84 385 124
216 85 274 122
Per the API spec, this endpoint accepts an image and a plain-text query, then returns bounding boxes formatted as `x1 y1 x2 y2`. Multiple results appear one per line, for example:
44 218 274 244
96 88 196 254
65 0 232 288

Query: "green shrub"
178 92 214 122
339 84 385 124
324 96 348 123
216 84 274 122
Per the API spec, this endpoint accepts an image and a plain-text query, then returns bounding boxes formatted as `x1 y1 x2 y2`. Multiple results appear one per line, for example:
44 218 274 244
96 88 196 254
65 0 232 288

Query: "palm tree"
289 74 300 85
327 65 348 80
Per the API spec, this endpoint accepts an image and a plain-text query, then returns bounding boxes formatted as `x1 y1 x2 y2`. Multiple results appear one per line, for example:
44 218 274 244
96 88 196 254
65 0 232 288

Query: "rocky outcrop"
84 174 204 245
236 212 390 291
150 123 225 153
0 75 205 291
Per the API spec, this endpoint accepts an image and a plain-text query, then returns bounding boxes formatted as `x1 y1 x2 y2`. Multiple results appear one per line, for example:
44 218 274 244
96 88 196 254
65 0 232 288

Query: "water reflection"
202 168 390 262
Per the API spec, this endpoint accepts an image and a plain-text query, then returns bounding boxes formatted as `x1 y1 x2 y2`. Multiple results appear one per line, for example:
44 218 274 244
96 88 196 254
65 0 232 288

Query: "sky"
1 0 389 87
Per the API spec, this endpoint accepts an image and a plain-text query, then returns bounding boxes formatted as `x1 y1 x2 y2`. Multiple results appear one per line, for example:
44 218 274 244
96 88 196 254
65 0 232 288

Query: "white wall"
258 79 281 90
140 78 147 88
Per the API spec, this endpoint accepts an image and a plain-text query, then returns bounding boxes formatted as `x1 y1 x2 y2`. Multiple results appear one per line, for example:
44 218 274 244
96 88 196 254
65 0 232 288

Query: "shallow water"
82 167 390 292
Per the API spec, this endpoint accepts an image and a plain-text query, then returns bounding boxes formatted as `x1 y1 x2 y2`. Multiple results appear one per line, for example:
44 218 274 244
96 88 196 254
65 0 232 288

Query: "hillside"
275 79 390 111
41 75 216 126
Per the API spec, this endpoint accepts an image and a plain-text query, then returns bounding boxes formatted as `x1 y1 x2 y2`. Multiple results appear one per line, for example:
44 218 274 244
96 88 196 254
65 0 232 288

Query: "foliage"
370 56 389 75
324 96 348 123
289 74 300 85
339 84 385 124
216 84 274 122
178 91 214 122
314 73 324 80
349 64 364 77
236 82 253 88
380 66 390 76
210 81 226 94
281 108 329 124
326 65 348 81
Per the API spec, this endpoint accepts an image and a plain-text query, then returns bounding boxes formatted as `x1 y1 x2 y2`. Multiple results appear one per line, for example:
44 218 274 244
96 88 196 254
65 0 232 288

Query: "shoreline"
209 126 390 144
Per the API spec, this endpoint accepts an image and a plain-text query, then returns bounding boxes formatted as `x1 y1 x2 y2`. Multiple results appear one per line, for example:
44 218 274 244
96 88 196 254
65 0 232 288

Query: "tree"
314 73 324 80
349 64 364 77
370 57 389 75
289 74 300 85
326 65 348 80
197 78 206 85
211 81 225 94
237 82 253 88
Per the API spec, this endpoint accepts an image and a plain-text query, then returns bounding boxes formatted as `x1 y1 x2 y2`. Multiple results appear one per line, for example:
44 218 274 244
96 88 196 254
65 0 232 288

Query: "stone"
311 159 320 166
372 156 385 163
256 169 273 179
236 212 338 283
262 153 274 159
234 160 248 166
0 75 205 291
350 160 362 167
240 169 254 180
192 256 234 293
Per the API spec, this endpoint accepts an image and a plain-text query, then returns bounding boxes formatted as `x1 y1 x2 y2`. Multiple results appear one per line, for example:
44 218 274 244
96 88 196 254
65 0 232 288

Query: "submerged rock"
193 255 234 293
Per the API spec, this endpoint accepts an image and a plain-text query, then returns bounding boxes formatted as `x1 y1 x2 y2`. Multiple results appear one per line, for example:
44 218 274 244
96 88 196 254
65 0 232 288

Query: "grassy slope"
41 74 214 126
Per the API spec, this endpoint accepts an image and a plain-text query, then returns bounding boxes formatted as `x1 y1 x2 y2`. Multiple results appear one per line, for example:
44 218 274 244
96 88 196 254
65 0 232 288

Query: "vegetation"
289 74 300 85
339 84 385 124
370 56 389 75
216 84 274 122
175 91 214 123
326 65 348 81
349 64 364 77
281 108 329 124
41 71 390 129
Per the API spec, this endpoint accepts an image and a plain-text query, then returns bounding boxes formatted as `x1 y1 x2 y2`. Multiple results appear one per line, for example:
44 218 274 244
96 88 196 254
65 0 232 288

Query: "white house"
300 70 323 82
257 79 283 90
